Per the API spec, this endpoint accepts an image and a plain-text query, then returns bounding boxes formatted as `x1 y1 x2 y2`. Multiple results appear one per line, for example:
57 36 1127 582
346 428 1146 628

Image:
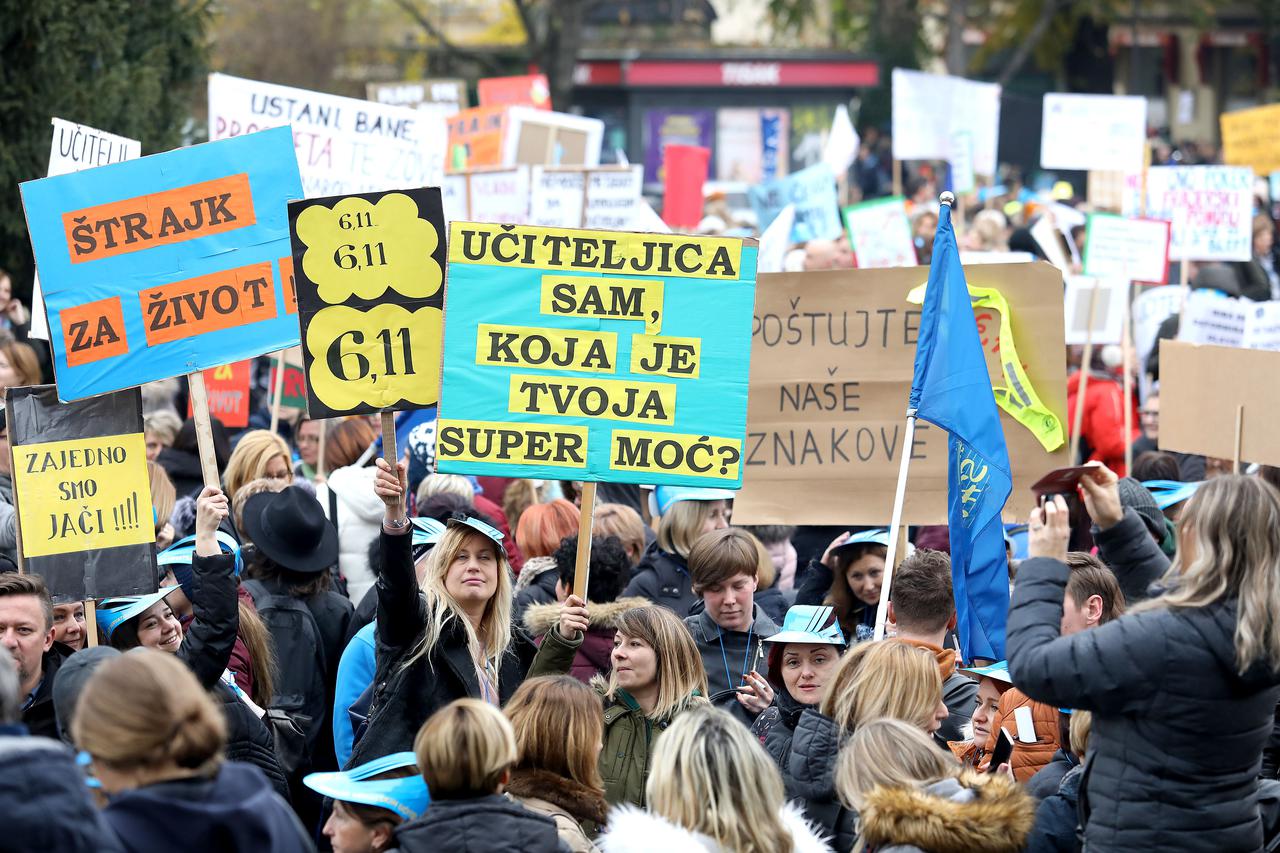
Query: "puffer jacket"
754 688 809 765
1067 370 1138 476
599 801 832 853
984 687 1061 783
1025 748 1079 801
506 768 608 853
1008 555 1280 852
523 597 651 683
1091 507 1169 606
622 544 696 616
317 465 385 603
1025 764 1084 853
394 794 567 853
781 709 855 852
857 771 1035 853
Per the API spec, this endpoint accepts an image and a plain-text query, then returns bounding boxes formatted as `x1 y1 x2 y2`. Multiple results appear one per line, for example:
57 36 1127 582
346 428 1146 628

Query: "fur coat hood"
506 767 609 827
523 596 652 636
857 771 1034 853
598 801 832 853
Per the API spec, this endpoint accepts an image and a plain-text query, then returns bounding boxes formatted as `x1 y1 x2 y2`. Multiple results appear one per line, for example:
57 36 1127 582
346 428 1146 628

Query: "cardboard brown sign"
733 262 1070 525
1158 340 1280 466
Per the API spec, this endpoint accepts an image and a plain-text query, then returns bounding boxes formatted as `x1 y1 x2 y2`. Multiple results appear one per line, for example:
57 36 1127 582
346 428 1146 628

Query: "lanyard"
716 622 755 689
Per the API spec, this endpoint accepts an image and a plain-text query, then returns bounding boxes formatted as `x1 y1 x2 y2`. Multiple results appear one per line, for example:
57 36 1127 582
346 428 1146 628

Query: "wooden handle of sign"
1069 283 1100 463
1234 404 1244 474
381 411 397 466
892 158 903 198
84 599 97 648
269 352 286 435
573 482 597 601
1122 288 1134 474
316 418 328 480
187 371 221 490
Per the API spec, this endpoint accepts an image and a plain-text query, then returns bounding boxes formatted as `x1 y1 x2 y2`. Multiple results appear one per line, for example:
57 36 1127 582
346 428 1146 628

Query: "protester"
752 605 845 759
505 676 610 851
293 418 323 481
144 409 183 463
681 527 778 722
225 430 293 507
532 598 708 806
315 418 382 603
623 486 733 616
1233 212 1277 301
348 459 537 767
149 461 178 549
1026 711 1093 853
795 528 887 643
1067 348 1137 475
513 499 580 617
0 270 31 339
744 524 799 593
0 571 69 739
523 534 646 683
887 549 979 742
601 705 831 853
0 340 40 395
947 661 1015 770
303 753 428 853
51 645 120 743
72 649 313 852
741 528 789 624
0 409 19 564
393 699 565 852
836 718 1034 853
1009 475 1280 851
592 502 648 567
50 599 86 651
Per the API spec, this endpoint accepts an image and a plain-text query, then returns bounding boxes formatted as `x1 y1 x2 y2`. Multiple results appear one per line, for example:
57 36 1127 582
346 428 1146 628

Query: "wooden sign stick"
316 418 328 481
84 599 98 647
1069 282 1101 463
268 351 286 435
573 481 597 602
381 411 397 467
1122 286 1135 473
1234 404 1244 474
187 371 221 490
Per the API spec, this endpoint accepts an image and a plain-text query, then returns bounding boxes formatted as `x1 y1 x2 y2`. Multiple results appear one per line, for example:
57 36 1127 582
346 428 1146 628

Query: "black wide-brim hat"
243 485 338 574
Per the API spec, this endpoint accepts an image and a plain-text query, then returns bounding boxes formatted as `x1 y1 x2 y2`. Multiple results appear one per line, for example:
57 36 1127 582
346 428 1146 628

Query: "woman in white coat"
314 419 382 603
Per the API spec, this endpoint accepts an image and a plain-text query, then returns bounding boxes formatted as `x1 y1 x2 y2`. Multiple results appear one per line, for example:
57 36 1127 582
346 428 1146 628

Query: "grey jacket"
939 669 979 744
683 606 776 724
1008 555 1280 852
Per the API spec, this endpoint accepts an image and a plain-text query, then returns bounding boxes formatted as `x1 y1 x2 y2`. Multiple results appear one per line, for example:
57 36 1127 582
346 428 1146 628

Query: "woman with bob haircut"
600 705 831 853
531 597 708 807
513 499 582 618
1009 469 1280 852
836 718 1034 853
223 430 293 510
72 649 312 852
304 753 429 853
347 460 539 767
393 699 565 852
624 486 733 616
504 675 609 851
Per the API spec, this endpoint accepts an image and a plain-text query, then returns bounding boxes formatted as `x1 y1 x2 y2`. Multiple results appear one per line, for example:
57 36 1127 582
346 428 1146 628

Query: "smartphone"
1031 465 1095 500
987 727 1015 772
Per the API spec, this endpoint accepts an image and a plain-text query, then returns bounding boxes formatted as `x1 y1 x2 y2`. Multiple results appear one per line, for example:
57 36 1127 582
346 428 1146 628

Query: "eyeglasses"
1139 410 1159 419
296 435 319 444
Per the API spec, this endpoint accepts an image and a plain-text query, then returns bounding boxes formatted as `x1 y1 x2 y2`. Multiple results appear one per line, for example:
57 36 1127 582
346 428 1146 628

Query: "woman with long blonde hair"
347 459 538 767
601 705 831 853
1011 469 1280 852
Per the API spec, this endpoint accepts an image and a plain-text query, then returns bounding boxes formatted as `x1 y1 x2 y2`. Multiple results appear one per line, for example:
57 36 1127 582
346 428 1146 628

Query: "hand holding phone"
987 727 1015 773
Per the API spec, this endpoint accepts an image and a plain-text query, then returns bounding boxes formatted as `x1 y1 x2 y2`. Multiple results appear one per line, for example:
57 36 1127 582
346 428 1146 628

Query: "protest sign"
1087 170 1129 212
367 79 468 114
437 223 759 487
892 69 1001 176
1178 291 1280 351
447 106 509 169
1063 277 1125 345
1220 103 1280 177
8 385 156 599
289 187 446 418
662 145 710 230
442 174 469 222
950 130 975 195
208 73 445 197
959 251 1036 265
503 108 604 167
188 360 251 428
1030 215 1071 273
1040 94 1147 172
478 74 551 109
843 196 917 269
1082 214 1170 284
467 167 531 224
1132 284 1183 369
748 163 842 244
734 263 1068 525
584 166 643 230
20 127 304 401
268 350 308 411
30 119 144 341
530 167 586 228
1161 340 1280 467
1123 166 1253 261
757 205 796 274
822 104 859 178
718 108 791 183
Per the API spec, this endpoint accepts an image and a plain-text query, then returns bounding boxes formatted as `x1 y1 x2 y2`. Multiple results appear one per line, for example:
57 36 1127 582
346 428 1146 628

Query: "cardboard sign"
289 188 446 417
478 74 551 110
30 119 143 341
1063 276 1125 345
8 385 156 600
208 73 445 197
748 163 842 244
188 360 252 428
503 108 604 168
1082 214 1170 284
844 196 917 269
1220 103 1280 177
367 78 468 114
733 264 1069 525
437 224 759 486
268 350 308 411
1040 94 1148 172
447 106 509 169
1160 340 1280 466
892 69 1001 176
20 128 304 401
1124 166 1253 261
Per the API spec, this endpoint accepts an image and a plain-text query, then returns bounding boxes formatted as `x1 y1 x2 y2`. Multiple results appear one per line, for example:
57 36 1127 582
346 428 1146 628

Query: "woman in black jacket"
347 460 537 768
793 530 887 644
621 486 732 616
1010 471 1280 853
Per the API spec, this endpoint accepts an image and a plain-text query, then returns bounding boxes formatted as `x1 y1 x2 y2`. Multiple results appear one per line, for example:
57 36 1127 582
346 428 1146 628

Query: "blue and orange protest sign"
20 127 304 400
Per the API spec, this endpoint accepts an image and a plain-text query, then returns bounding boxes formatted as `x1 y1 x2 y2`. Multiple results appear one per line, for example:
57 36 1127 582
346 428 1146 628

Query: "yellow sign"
508 373 677 425
1220 104 1280 177
437 420 589 467
609 429 742 480
475 323 618 373
13 433 155 558
539 275 665 333
629 334 702 379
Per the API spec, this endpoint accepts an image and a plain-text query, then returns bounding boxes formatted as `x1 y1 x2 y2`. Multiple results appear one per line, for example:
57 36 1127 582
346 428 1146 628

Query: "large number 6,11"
325 327 414 382
334 242 387 270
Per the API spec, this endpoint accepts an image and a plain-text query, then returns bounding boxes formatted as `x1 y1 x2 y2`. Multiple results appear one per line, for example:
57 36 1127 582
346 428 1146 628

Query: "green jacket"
530 628 679 808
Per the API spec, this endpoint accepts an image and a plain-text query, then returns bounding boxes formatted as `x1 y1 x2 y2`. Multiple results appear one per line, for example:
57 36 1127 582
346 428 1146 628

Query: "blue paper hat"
446 512 504 544
765 605 846 647
1141 479 1202 510
412 516 446 561
958 660 1012 684
651 486 735 516
303 752 429 821
829 528 889 560
157 531 243 596
96 588 181 641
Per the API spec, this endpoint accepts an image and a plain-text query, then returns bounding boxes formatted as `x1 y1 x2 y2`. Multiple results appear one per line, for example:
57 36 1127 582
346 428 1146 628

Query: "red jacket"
1067 370 1138 476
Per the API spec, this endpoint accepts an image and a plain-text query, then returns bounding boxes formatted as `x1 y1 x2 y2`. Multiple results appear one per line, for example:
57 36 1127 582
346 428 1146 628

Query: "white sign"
892 69 1001 176
1124 166 1254 261
1083 214 1170 283
950 130 975 195
757 205 796 274
501 107 604 167
1063 276 1125 345
31 119 143 339
822 104 860 176
442 174 469 223
633 199 672 234
844 196 917 269
1040 93 1148 172
585 166 643 230
958 251 1037 265
207 73 446 198
467 167 530 224
1132 285 1184 386
1179 292 1280 351
529 167 586 228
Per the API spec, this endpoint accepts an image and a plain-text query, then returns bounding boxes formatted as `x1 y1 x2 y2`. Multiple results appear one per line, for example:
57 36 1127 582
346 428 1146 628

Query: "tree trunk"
945 0 968 76
541 0 589 112
996 0 1065 87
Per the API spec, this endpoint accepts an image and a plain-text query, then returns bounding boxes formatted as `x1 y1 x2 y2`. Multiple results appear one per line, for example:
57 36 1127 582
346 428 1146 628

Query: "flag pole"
873 410 918 641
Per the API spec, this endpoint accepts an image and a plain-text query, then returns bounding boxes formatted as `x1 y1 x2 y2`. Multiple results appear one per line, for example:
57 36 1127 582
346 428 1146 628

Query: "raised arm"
372 458 426 651
179 487 240 689
1080 464 1169 604
527 595 587 678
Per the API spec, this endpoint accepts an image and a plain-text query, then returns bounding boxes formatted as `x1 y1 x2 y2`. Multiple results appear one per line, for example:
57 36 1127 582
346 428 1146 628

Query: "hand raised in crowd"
1027 494 1070 563
736 670 775 714
374 457 408 521
1078 462 1123 530
194 486 228 556
557 594 589 640
820 531 852 568
5 298 28 326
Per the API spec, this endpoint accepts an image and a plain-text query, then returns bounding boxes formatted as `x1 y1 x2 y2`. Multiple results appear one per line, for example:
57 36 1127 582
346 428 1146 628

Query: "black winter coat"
22 642 73 740
779 708 855 852
622 544 696 616
1008 555 1280 852
347 531 538 767
1025 764 1083 853
1091 508 1169 606
1025 748 1079 801
754 689 807 765
394 794 569 852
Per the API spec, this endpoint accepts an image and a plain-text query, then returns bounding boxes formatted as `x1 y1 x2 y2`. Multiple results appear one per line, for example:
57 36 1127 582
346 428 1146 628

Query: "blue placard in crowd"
747 162 843 244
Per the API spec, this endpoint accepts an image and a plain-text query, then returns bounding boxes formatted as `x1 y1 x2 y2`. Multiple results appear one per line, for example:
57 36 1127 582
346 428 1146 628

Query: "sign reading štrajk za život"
437 224 758 488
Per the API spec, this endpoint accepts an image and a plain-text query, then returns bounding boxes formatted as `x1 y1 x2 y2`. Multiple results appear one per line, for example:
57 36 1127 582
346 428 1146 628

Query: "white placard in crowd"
1124 166 1254 261
467 167 530 224
632 199 672 234
822 104 860 176
958 251 1037 265
1083 214 1170 283
950 130 975 195
1040 93 1148 172
844 196 917 269
584 166 643 230
529 167 586 228
1180 292 1280 351
1132 284 1183 380
30 119 143 340
207 73 446 198
892 69 1001 176
1063 276 1126 345
442 174 469 223
757 205 796 274
1030 215 1071 273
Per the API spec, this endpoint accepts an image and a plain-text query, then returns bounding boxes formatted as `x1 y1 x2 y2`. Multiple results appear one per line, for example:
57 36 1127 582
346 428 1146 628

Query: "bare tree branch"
390 0 505 73
996 0 1069 87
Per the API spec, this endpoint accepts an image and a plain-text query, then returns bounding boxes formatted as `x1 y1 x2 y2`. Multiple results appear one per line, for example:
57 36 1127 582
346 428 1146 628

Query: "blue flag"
909 201 1012 662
